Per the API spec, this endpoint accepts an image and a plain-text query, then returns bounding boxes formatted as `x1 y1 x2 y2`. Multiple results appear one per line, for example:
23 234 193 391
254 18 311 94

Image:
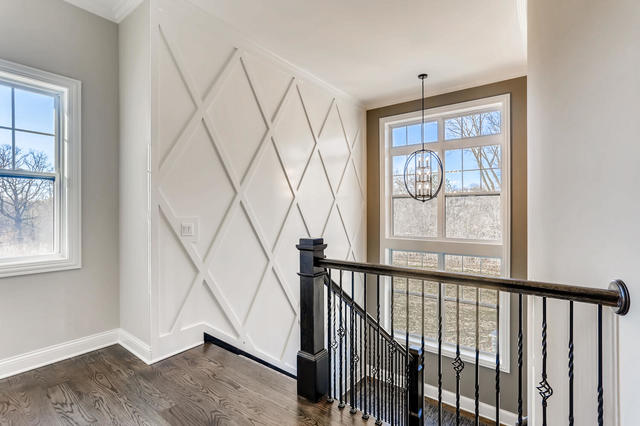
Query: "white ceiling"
66 0 527 108
190 0 527 108
64 0 142 23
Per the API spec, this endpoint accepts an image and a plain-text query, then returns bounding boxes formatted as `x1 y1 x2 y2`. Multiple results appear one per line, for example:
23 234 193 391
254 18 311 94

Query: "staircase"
295 238 630 426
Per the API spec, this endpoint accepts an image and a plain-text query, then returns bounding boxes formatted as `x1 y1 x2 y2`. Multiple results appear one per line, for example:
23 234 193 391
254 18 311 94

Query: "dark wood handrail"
317 258 630 315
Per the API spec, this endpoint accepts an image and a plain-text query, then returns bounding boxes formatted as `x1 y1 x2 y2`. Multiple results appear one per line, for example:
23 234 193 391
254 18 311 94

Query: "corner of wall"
118 0 152 347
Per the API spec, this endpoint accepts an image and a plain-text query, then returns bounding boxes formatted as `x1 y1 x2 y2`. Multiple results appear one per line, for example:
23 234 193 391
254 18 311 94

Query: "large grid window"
380 95 510 369
0 59 81 277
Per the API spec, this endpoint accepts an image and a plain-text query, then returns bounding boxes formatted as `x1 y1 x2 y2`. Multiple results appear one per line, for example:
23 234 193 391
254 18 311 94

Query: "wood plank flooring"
0 342 494 425
0 343 372 425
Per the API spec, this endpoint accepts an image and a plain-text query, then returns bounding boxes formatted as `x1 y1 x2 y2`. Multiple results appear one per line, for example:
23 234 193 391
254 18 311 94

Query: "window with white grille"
379 94 510 370
0 59 81 277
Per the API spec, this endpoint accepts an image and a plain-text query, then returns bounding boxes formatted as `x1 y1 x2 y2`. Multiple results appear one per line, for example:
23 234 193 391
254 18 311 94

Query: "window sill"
0 255 81 278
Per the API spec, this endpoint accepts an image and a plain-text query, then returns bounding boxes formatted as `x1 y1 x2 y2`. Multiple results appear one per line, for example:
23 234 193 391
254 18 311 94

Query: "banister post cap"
296 238 327 251
610 280 630 315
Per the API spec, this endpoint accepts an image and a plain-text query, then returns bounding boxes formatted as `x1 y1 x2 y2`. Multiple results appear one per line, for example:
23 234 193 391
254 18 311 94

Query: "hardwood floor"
0 343 493 425
0 343 370 425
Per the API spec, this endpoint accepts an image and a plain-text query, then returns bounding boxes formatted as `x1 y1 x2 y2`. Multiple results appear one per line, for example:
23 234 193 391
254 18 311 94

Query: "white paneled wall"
145 0 366 373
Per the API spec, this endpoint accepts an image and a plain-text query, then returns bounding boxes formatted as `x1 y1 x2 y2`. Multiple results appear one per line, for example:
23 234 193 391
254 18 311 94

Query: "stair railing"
296 238 630 426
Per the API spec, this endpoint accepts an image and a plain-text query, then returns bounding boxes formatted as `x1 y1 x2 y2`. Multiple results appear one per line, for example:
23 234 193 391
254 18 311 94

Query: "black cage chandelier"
403 74 443 202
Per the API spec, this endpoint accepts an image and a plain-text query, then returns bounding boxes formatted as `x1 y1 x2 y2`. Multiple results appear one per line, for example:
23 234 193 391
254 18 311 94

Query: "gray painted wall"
0 0 119 359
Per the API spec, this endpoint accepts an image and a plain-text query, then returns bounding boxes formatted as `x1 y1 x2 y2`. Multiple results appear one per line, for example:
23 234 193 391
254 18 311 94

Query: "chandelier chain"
421 76 425 151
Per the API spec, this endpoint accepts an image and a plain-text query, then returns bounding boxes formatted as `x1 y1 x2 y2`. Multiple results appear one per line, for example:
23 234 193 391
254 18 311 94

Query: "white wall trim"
113 0 144 23
424 383 518 425
0 329 118 380
118 329 153 364
151 340 203 364
0 329 159 380
64 0 143 23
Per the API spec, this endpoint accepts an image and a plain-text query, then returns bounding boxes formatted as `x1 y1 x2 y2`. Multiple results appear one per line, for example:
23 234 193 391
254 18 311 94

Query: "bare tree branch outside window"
0 144 53 255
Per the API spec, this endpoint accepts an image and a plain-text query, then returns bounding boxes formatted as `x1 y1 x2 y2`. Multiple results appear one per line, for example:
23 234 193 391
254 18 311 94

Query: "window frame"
0 58 81 278
379 94 511 372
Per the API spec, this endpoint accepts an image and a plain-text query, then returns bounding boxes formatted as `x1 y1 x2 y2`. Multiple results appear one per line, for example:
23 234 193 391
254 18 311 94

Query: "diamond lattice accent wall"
152 0 365 373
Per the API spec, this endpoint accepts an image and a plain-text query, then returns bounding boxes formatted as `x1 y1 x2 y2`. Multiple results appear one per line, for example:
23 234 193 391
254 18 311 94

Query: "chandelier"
403 74 443 202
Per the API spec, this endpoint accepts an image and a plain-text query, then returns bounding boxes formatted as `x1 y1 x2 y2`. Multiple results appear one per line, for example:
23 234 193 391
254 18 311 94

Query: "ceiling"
64 0 142 23
66 0 527 108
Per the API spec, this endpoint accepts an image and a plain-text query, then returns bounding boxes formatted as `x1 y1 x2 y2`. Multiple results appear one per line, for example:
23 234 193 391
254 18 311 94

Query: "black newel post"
297 238 329 402
408 347 424 426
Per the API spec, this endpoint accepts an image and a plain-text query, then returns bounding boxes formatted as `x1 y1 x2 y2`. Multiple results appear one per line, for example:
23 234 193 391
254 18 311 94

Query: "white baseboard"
0 329 119 380
118 329 153 364
150 340 202 364
424 383 518 425
0 328 158 380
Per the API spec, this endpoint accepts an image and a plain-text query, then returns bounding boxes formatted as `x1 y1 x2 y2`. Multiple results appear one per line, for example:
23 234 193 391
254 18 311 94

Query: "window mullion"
445 134 503 150
10 87 15 169
437 117 445 239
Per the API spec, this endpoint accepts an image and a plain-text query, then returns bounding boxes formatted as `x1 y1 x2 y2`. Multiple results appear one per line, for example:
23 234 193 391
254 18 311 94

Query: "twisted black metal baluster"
517 294 523 426
452 285 464 426
495 291 501 426
568 301 574 426
597 304 603 426
399 346 403 425
386 338 390 422
398 348 401 426
474 287 480 425
391 343 395 425
438 282 443 425
382 339 386 422
332 290 338 402
368 319 372 418
393 343 397 425
399 350 402 426
406 351 410 426
339 270 345 409
383 299 387 423
537 297 553 426
421 279 425 424
359 313 363 413
376 275 382 425
363 273 369 419
390 277 395 423
371 321 375 419
405 276 410 426
351 271 356 414
327 269 333 403
389 278 396 422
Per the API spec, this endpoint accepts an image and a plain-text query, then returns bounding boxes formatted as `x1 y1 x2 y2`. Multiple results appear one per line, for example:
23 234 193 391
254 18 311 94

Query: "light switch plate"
179 217 199 241
181 222 195 236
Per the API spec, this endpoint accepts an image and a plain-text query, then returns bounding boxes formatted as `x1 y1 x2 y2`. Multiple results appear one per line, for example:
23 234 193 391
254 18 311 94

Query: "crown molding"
64 0 143 23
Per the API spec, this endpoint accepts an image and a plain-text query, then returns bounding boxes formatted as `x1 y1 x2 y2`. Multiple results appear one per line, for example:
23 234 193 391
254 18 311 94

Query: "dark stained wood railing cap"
317 257 630 315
